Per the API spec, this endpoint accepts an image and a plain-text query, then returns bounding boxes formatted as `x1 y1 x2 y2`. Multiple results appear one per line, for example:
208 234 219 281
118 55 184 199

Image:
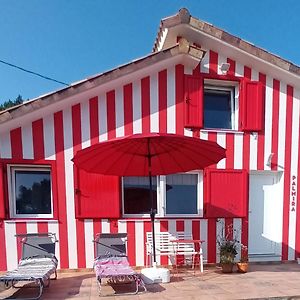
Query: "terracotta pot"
221 263 234 273
237 262 248 273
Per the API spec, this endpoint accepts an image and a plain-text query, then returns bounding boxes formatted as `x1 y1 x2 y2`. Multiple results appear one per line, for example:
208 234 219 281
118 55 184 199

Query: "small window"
204 81 238 130
165 174 198 215
8 165 53 218
123 176 157 215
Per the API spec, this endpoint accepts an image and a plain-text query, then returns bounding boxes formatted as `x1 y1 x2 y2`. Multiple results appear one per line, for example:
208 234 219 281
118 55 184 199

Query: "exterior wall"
0 49 300 271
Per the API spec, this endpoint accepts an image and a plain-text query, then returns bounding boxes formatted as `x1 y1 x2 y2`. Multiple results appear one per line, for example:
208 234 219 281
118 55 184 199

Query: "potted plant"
237 245 249 273
217 224 239 273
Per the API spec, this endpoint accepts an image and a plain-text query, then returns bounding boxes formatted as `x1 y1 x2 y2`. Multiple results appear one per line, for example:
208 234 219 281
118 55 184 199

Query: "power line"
0 59 70 86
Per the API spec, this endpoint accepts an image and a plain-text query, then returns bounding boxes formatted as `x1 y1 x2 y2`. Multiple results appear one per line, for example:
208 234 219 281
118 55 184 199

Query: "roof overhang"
0 41 205 133
154 8 300 87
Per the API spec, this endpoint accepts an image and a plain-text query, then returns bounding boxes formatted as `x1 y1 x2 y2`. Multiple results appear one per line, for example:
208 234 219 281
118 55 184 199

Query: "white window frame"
7 164 53 219
122 172 203 218
204 79 239 131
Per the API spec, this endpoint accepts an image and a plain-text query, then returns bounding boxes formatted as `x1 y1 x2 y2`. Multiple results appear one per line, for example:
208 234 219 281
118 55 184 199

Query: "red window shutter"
240 80 264 131
0 163 6 219
184 75 204 128
204 169 248 218
75 168 120 219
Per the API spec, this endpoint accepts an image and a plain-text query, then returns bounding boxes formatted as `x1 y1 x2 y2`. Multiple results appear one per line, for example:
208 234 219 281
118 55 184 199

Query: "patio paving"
1 262 300 299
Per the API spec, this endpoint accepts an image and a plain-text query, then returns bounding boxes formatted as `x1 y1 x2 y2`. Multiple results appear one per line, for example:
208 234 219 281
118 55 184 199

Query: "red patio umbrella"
72 132 226 264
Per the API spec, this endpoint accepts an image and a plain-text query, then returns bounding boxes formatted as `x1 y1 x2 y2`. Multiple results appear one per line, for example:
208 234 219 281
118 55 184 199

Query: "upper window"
8 165 53 218
204 81 238 130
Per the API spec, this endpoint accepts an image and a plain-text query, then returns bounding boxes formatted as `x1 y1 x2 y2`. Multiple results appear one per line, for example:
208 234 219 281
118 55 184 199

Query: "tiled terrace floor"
1 263 300 299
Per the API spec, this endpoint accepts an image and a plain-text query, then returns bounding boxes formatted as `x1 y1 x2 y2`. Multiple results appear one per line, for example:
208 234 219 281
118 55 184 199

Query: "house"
0 8 299 271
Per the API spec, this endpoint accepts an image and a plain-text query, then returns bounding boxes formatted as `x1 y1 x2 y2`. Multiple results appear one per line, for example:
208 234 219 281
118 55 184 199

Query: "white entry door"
248 172 283 260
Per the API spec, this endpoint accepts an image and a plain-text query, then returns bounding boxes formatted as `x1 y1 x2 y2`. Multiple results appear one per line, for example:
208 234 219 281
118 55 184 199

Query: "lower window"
8 165 53 218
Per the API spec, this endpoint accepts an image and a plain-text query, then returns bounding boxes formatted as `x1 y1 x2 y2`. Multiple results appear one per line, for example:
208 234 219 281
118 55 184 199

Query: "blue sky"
1 0 300 104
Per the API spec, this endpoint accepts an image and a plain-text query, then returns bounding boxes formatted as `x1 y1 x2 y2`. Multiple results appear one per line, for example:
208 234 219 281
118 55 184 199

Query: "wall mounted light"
220 62 230 74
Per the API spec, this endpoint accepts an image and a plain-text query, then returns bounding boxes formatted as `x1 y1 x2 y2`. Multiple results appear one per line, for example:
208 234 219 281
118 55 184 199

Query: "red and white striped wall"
0 48 299 271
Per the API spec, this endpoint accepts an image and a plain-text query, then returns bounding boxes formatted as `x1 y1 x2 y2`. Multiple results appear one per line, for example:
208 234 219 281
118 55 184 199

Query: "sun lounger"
93 233 146 296
0 233 58 300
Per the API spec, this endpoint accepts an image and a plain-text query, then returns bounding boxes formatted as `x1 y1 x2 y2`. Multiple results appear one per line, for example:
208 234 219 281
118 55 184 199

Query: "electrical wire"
0 59 70 86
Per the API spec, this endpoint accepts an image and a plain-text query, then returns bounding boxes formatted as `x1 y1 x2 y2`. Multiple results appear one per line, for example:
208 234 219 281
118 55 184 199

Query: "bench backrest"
146 231 196 255
94 233 127 257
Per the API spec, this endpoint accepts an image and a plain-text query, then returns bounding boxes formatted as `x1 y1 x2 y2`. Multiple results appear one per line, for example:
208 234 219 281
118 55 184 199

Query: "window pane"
166 174 197 215
204 89 232 129
123 176 157 214
15 170 51 215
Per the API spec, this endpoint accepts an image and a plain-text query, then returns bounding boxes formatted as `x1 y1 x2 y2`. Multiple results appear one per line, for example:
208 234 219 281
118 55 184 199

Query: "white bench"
146 231 204 272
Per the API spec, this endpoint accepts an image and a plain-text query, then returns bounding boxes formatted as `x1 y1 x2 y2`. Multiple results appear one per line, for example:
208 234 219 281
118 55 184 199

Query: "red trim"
227 58 236 77
107 90 116 140
127 221 136 266
123 83 133 136
32 119 45 160
160 220 168 265
175 64 185 135
207 219 216 263
271 79 280 170
143 221 152 266
209 51 218 74
282 85 293 260
159 69 167 133
72 103 86 268
89 97 99 145
141 76 150 133
10 128 23 159
54 111 69 268
225 133 234 169
257 73 266 170
15 222 27 261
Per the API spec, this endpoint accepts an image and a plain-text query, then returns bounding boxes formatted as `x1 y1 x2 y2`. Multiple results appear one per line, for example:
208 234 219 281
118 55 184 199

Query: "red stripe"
225 133 234 169
271 79 280 170
209 51 218 74
10 128 23 159
192 63 201 76
160 220 168 266
225 218 233 240
15 222 27 261
141 76 150 133
257 73 266 170
127 221 136 266
72 104 86 268
192 220 200 252
143 221 152 266
37 222 48 234
32 119 45 160
54 111 69 268
282 85 293 260
123 83 133 136
0 222 7 270
175 64 185 135
227 58 236 77
107 90 116 140
207 132 218 168
93 219 101 241
159 70 167 133
207 219 216 263
89 97 99 145
176 220 184 265
110 219 118 233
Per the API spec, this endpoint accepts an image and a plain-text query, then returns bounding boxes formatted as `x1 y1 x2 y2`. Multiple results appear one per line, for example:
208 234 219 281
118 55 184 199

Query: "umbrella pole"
148 139 157 266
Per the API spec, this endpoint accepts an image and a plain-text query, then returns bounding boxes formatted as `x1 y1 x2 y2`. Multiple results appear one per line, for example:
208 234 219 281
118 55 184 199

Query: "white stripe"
251 69 259 81
200 219 208 261
0 132 12 158
235 63 244 77
63 108 77 269
101 219 110 233
48 221 60 269
84 219 94 268
234 134 243 169
200 131 208 140
217 132 226 169
184 128 193 137
150 73 159 133
249 133 258 170
288 88 300 260
216 218 225 263
118 220 127 233
168 220 176 265
167 67 176 134
4 222 18 269
198 171 204 217
233 218 242 261
81 100 91 149
200 51 209 73
115 87 125 137
26 222 37 233
43 115 55 160
22 125 33 159
132 80 142 134
99 94 108 142
135 221 144 266
264 76 273 170
277 82 287 170
217 55 227 75
184 219 192 235
154 221 161 265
